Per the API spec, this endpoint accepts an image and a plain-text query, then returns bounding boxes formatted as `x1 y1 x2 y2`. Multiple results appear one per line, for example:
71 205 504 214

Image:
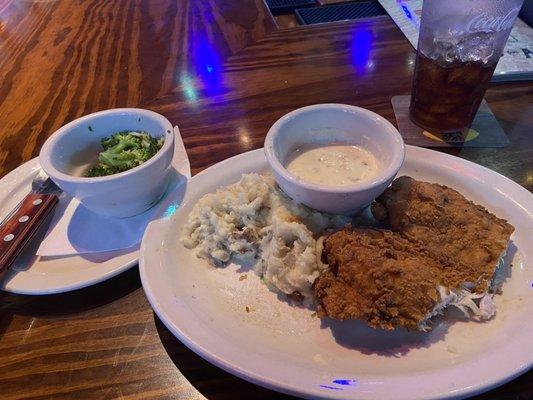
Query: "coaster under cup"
391 95 510 148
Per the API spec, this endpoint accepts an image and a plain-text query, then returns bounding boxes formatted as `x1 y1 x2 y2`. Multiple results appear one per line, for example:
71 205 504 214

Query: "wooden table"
0 1 532 398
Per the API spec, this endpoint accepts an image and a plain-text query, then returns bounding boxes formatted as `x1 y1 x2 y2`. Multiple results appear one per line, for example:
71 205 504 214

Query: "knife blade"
32 170 63 196
0 170 62 280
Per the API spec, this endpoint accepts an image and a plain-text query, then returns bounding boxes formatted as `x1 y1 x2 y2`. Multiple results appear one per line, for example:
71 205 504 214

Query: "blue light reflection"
333 379 357 386
163 203 179 219
192 34 224 95
351 28 374 75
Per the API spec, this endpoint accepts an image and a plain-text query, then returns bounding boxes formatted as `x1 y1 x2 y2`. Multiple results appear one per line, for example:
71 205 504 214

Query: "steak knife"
0 170 62 280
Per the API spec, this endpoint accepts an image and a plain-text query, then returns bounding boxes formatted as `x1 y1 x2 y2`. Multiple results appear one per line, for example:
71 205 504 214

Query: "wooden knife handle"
0 193 59 280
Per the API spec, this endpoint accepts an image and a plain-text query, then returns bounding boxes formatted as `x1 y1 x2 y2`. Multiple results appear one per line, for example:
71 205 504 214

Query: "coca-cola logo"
467 7 521 33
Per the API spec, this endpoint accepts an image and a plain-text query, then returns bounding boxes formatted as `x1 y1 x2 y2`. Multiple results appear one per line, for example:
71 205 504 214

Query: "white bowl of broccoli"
40 108 175 218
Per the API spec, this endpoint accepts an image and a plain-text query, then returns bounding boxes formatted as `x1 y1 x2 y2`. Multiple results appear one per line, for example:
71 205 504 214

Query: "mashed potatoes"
181 174 349 299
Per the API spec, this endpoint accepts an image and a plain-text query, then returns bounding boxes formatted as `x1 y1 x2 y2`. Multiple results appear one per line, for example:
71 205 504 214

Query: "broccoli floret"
85 131 164 177
84 163 116 177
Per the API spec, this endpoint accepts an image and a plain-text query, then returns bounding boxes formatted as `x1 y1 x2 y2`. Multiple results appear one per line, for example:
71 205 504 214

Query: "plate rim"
139 146 533 400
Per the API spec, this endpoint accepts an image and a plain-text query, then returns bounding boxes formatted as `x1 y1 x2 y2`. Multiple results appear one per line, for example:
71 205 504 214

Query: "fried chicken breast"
316 177 515 331
315 228 444 331
372 176 514 294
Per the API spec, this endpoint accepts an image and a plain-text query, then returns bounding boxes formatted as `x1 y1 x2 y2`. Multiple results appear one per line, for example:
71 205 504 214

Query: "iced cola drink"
409 0 524 133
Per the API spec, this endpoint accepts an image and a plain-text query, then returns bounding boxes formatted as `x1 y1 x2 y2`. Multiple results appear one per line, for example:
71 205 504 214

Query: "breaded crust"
315 228 442 331
372 176 514 293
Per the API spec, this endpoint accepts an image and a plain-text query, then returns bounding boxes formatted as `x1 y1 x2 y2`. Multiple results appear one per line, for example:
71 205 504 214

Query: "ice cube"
427 38 458 63
456 32 496 63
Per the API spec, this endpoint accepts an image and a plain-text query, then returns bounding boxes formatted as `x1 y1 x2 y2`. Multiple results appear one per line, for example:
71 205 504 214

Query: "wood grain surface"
0 0 532 399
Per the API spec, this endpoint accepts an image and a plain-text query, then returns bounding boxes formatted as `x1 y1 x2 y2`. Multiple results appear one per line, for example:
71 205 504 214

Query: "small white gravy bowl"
264 104 405 215
39 108 174 218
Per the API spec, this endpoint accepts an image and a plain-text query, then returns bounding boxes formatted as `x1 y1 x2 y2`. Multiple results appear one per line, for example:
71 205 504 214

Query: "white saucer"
0 157 184 295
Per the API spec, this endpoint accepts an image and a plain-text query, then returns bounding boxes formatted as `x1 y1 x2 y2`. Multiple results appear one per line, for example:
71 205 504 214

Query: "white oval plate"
140 147 532 400
0 158 139 294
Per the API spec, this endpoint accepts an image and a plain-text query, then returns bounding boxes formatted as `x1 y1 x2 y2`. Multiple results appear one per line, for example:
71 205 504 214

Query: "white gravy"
285 144 379 186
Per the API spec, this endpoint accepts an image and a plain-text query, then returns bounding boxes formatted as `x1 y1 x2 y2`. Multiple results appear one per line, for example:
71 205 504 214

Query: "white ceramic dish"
140 147 532 400
0 158 138 294
264 104 405 215
39 108 174 218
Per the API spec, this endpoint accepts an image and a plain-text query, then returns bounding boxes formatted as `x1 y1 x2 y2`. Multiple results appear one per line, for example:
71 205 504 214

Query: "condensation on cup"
409 0 524 133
